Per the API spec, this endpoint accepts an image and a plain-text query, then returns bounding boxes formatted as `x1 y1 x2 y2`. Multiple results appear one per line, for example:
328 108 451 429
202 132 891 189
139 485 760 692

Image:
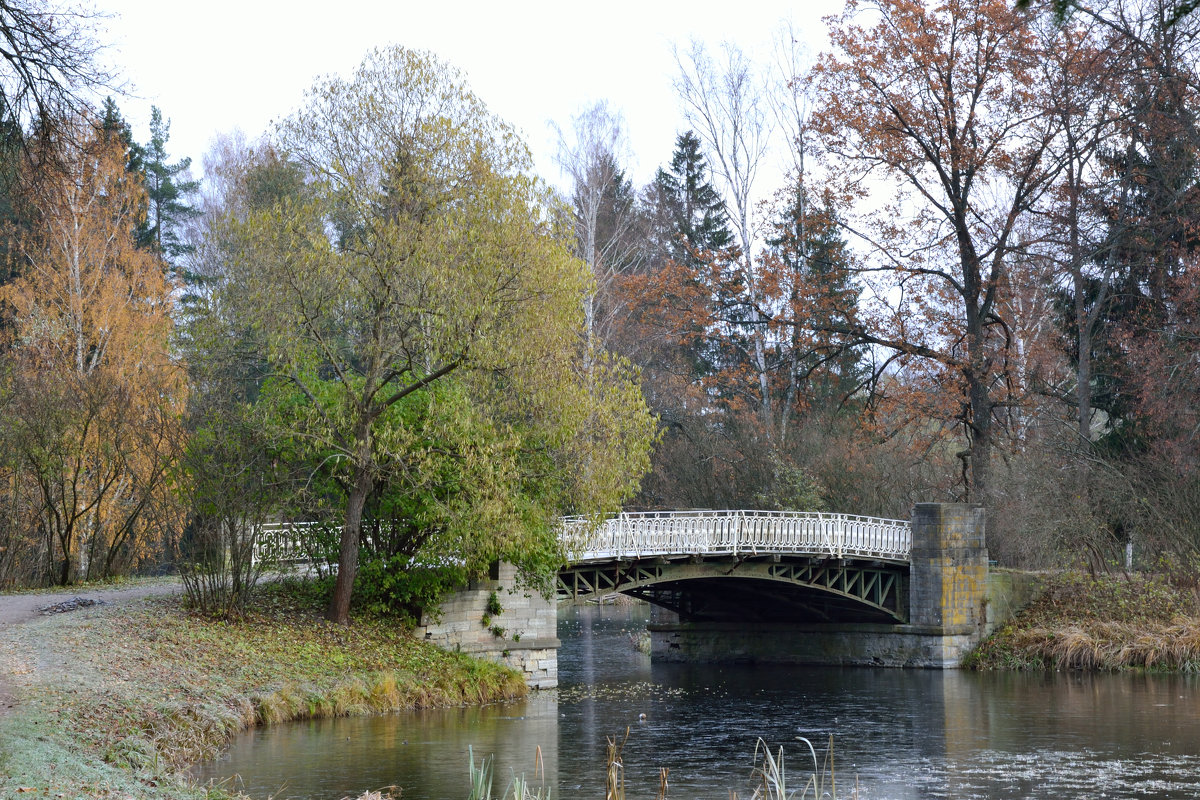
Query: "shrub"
353 556 466 624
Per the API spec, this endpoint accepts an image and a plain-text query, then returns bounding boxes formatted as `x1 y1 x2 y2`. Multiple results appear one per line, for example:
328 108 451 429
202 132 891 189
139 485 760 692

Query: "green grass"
0 578 526 799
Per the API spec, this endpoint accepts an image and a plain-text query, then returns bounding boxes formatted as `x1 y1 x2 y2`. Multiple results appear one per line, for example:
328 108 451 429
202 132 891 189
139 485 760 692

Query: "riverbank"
0 579 526 799
967 569 1200 670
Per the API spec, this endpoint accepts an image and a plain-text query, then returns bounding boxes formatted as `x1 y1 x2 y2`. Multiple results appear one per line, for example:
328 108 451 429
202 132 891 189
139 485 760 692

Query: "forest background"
1 0 1199 618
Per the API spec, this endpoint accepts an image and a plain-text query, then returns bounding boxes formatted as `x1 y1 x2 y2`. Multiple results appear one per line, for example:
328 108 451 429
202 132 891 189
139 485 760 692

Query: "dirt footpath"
0 580 183 715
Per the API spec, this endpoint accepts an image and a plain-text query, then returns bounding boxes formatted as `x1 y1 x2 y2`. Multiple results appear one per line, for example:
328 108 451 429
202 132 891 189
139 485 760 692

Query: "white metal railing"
254 520 324 565
256 510 913 567
560 510 911 564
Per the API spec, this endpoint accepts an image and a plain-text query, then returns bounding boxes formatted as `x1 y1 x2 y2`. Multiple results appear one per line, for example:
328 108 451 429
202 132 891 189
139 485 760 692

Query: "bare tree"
770 22 813 181
769 27 820 446
674 40 776 436
552 101 644 351
0 0 114 133
809 0 1063 502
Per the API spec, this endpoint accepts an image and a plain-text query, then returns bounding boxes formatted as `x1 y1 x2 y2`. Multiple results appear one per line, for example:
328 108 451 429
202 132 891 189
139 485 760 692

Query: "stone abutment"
416 562 559 688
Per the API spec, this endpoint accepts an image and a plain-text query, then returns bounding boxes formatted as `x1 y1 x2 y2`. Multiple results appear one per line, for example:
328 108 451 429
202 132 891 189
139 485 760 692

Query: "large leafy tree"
212 46 655 624
810 0 1061 502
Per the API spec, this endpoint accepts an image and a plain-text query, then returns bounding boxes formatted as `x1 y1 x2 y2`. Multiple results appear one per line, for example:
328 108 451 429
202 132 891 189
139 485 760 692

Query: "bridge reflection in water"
558 511 913 624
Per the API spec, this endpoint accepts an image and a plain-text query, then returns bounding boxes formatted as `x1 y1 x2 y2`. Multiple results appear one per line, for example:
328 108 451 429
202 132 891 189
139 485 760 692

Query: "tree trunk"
1067 139 1093 444
326 464 371 624
1076 276 1093 442
963 252 993 504
968 374 993 505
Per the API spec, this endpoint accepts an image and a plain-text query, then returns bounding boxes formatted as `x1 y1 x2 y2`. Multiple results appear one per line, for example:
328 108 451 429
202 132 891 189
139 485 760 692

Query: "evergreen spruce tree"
649 131 741 377
583 149 638 272
138 106 198 266
98 96 142 174
768 185 867 406
653 130 732 266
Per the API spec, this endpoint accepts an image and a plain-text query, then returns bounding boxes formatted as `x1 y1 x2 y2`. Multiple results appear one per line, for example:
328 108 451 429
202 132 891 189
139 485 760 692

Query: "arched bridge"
256 504 991 675
557 511 913 624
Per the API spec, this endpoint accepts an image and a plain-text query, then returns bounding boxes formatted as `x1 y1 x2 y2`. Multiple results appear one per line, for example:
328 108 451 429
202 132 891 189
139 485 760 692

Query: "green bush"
353 556 466 624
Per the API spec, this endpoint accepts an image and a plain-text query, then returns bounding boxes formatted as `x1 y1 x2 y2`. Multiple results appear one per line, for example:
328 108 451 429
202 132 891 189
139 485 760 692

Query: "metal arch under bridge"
557 511 913 624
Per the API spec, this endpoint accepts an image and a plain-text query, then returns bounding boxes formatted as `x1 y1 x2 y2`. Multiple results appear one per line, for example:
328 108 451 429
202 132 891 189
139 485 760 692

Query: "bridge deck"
562 510 911 565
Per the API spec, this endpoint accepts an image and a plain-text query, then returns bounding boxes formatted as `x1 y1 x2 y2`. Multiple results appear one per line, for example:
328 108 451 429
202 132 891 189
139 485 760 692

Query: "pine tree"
138 106 198 266
652 131 732 266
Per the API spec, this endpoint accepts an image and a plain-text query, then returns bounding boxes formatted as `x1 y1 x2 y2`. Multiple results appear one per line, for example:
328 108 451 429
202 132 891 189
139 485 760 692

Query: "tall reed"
463 733 859 800
466 744 553 800
745 735 853 800
606 728 629 800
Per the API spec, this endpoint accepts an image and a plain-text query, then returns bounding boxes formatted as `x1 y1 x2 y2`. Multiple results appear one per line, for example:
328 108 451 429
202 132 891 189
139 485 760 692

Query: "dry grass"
1005 619 1200 670
967 570 1200 671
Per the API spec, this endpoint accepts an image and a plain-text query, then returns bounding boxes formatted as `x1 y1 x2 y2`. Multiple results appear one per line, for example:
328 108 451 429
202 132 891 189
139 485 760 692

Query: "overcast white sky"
96 0 844 191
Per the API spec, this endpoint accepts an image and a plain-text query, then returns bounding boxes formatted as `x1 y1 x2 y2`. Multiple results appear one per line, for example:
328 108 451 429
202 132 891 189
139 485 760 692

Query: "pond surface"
195 605 1200 799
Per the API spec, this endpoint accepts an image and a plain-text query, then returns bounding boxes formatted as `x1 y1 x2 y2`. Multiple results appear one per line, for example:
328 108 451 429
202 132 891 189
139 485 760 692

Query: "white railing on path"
561 510 911 564
254 520 323 565
255 510 913 567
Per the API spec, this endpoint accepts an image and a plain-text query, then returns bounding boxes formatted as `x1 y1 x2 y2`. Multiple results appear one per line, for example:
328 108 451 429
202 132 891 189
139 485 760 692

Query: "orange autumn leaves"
1 119 185 584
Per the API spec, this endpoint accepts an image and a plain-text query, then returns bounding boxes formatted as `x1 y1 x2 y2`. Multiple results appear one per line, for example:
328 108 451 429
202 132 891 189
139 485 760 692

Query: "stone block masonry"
415 562 560 689
905 502 990 666
909 503 988 629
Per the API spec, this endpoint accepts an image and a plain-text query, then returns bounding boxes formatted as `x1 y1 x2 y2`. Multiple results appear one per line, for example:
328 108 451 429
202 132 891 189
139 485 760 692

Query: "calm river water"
195 604 1200 799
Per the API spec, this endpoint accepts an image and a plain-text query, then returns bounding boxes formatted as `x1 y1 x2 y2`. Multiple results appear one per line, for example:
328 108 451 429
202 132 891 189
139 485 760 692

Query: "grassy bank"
0 580 526 799
967 569 1200 671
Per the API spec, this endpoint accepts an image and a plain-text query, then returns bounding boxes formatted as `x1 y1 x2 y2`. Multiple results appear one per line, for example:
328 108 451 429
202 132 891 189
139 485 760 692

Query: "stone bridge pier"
649 503 991 667
907 503 990 660
415 562 560 688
